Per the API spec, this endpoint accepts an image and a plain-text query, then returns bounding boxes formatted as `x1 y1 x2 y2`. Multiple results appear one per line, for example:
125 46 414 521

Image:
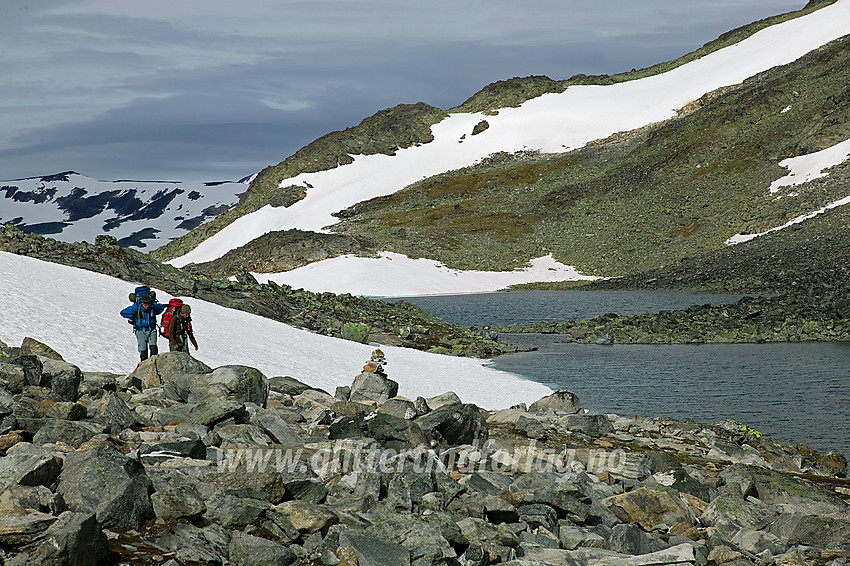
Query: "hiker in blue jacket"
120 294 166 361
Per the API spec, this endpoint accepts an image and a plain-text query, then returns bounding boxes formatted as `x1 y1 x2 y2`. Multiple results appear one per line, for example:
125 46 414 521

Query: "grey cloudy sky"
0 0 804 183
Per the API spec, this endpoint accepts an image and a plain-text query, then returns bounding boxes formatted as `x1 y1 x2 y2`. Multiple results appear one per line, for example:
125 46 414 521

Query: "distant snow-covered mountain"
0 171 245 250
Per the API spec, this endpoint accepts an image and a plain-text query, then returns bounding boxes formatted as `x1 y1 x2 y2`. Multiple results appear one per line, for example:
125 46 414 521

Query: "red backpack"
159 298 184 338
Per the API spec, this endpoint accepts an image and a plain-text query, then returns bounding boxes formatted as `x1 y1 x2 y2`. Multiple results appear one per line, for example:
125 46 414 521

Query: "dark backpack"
159 298 184 338
127 285 157 327
128 285 157 304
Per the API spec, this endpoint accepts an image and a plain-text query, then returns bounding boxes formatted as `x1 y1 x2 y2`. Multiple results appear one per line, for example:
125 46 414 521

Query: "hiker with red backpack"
120 285 166 362
162 300 198 353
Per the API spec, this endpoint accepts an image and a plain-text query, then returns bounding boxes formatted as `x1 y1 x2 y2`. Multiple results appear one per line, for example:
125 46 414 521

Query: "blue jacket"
121 301 166 329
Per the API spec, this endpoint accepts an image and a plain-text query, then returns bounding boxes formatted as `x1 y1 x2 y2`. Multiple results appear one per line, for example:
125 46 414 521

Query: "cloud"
0 0 805 182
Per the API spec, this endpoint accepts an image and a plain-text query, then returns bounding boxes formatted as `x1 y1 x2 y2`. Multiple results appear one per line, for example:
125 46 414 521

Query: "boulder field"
0 338 848 566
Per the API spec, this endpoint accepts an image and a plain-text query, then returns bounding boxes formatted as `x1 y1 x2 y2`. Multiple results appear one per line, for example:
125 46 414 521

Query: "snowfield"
254 253 599 297
0 251 553 409
166 1 850 295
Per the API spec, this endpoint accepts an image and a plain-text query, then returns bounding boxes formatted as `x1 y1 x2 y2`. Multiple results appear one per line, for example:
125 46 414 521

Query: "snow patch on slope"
727 136 850 245
0 251 553 409
254 252 599 297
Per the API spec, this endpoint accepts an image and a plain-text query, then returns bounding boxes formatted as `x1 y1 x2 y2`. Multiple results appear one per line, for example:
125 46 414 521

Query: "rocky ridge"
0 225 515 358
0 337 848 566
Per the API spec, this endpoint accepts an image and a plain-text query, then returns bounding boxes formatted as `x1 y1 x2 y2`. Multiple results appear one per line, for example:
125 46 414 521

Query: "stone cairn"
361 348 386 375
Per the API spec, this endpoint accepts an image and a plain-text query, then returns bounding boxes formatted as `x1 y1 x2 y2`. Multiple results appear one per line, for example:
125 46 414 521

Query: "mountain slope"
148 1 850 297
328 34 850 277
0 171 244 249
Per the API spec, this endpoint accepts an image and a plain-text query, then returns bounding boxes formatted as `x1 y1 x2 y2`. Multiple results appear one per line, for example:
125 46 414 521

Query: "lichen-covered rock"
56 444 154 530
603 487 697 531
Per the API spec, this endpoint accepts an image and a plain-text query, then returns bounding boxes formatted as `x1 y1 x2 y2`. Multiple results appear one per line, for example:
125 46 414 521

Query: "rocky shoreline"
1 336 848 566
500 294 850 345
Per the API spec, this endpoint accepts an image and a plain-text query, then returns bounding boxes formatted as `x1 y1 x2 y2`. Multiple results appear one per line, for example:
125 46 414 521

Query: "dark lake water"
395 290 850 458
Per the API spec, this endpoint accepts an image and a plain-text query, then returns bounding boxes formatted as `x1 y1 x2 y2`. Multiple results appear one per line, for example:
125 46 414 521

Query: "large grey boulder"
753 468 846 507
0 361 29 393
557 525 607 551
377 398 418 420
350 371 399 403
329 413 428 450
278 465 328 503
129 352 212 390
13 511 109 566
425 391 462 411
716 463 756 498
327 470 383 512
385 470 438 513
155 399 247 427
228 530 298 566
528 390 583 414
731 527 786 556
607 523 668 555
273 500 338 535
338 530 411 566
56 444 154 529
0 443 64 491
557 413 614 438
38 358 82 401
363 513 457 564
768 513 850 551
203 487 271 527
0 507 56 547
217 423 272 451
138 434 207 464
699 495 774 538
465 471 514 497
415 403 488 447
188 468 288 505
154 522 231 565
267 376 314 396
507 473 592 524
517 503 558 533
252 408 305 446
31 419 106 448
0 484 64 517
147 467 206 520
89 391 136 433
0 484 62 547
78 372 119 398
20 338 64 361
187 365 269 408
603 487 696 531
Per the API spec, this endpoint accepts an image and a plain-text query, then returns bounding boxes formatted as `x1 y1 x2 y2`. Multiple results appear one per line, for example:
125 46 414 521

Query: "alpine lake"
391 290 850 459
